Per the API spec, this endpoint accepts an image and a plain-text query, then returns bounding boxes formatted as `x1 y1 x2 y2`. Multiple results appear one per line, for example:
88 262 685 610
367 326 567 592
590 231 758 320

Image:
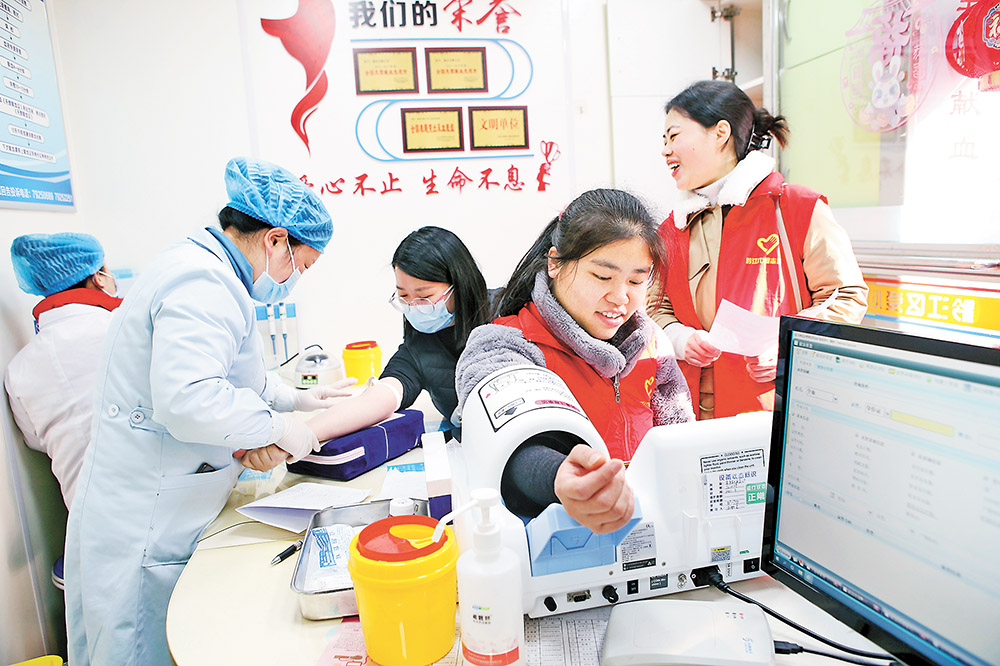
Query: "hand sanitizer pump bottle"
455 488 525 666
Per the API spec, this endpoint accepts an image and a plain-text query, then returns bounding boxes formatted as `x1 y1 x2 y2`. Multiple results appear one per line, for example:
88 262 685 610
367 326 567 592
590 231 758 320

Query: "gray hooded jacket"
456 271 694 426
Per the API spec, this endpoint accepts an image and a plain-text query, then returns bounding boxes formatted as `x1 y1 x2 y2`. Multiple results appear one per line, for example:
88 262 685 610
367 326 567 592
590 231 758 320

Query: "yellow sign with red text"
864 278 1000 333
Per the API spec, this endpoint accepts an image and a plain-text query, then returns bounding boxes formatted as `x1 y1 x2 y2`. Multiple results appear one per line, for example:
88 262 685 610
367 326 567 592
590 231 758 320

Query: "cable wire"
774 641 898 666
279 343 324 367
799 644 897 665
705 570 893 661
196 519 258 543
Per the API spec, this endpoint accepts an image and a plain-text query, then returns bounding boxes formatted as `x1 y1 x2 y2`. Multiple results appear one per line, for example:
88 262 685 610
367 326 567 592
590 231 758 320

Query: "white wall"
1 0 751 659
0 2 259 661
0 0 619 660
608 0 766 218
234 0 614 355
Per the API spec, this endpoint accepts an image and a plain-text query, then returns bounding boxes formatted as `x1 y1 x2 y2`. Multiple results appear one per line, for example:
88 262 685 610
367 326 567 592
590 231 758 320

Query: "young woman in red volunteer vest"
649 80 868 421
456 188 694 534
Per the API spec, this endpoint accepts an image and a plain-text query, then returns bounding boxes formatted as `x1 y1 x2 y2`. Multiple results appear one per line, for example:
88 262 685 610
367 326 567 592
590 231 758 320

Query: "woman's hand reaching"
554 445 634 534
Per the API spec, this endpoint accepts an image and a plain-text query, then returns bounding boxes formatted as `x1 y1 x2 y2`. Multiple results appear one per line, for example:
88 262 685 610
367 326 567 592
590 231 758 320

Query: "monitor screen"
764 317 1000 666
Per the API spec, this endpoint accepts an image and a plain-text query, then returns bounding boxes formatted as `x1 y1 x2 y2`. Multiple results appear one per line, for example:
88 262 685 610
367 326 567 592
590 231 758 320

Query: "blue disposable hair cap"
224 157 333 252
11 232 105 297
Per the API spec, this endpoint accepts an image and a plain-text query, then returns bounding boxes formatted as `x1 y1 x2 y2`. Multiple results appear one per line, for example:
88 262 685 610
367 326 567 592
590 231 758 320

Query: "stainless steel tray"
290 498 429 620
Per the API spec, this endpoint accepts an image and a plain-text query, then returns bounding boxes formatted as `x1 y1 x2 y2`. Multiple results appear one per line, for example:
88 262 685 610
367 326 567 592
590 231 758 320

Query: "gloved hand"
270 414 321 463
271 377 357 412
293 377 358 411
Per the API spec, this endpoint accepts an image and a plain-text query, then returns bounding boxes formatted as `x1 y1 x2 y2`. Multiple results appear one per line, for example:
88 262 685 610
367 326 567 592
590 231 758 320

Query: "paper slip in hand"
236 483 370 534
706 300 779 358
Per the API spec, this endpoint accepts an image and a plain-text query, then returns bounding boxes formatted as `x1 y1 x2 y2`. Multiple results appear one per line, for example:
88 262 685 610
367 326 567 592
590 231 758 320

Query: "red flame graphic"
261 0 336 153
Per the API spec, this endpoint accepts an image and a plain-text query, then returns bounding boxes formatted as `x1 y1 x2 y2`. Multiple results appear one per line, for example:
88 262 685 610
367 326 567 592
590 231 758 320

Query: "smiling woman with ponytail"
649 80 869 421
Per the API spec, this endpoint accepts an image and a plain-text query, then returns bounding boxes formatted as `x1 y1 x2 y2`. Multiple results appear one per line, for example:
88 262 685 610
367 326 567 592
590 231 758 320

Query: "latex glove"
271 377 357 412
270 414 321 463
233 444 289 472
292 377 358 411
554 445 634 534
745 344 778 383
683 330 722 367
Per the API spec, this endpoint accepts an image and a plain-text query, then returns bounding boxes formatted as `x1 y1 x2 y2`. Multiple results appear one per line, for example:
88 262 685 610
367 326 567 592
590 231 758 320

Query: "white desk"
167 448 889 666
167 446 426 665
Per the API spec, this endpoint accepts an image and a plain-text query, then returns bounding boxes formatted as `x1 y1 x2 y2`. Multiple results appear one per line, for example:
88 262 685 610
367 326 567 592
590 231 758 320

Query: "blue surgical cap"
224 157 332 253
11 233 105 297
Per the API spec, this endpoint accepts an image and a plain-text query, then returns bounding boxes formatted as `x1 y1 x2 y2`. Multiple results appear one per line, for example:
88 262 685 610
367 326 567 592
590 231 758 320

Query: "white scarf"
670 151 776 230
694 170 732 207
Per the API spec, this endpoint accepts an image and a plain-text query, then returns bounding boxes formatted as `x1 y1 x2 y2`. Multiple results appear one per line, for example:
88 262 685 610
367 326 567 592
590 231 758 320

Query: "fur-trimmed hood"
531 271 655 379
670 151 776 230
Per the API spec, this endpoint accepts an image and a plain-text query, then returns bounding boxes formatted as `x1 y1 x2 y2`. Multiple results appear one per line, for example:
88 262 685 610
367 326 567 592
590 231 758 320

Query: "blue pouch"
286 409 424 481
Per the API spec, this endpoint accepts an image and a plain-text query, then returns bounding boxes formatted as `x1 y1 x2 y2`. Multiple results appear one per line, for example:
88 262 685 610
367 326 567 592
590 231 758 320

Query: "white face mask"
97 270 118 298
250 237 300 304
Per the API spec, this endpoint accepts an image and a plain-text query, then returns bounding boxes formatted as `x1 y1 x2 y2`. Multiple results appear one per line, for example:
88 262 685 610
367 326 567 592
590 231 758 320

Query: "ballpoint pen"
270 539 303 566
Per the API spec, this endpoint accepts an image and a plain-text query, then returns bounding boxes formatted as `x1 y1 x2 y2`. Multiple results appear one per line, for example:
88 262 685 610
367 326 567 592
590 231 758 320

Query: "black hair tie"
747 130 772 152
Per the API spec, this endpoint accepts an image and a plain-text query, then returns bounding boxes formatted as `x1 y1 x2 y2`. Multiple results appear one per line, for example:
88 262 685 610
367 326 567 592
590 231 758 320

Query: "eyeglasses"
98 270 116 282
388 286 453 314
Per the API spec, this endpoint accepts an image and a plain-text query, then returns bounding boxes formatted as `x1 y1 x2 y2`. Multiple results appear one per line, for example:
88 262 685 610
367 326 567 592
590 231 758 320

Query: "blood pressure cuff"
286 409 424 481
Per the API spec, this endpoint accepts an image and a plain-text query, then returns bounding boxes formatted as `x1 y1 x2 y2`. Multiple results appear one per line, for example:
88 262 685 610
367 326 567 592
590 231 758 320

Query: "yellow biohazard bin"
342 340 382 384
349 514 457 666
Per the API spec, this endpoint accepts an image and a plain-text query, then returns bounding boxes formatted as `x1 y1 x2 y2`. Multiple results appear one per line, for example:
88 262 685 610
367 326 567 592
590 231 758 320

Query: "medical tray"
290 498 429 620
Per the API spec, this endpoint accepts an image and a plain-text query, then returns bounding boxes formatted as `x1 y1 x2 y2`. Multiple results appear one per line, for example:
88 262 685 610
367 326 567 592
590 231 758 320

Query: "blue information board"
0 0 73 209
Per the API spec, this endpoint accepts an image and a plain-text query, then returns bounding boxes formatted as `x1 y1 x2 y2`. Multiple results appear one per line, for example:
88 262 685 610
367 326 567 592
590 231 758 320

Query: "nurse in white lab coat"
65 157 347 666
5 232 120 509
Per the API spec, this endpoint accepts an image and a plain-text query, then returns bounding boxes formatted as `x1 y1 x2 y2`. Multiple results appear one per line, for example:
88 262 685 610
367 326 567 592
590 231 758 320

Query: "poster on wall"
238 0 572 286
0 0 74 209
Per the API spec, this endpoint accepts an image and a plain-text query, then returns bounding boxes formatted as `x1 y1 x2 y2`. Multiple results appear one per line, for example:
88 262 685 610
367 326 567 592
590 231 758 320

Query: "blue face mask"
251 237 300 304
403 295 455 334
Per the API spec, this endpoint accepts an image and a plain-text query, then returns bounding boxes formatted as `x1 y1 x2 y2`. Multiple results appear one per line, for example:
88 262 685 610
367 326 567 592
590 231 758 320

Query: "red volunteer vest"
659 172 823 418
494 302 657 462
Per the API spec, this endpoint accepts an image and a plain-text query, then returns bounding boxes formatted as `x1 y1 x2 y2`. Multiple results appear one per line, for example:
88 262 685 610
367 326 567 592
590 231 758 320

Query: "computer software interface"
773 330 1000 666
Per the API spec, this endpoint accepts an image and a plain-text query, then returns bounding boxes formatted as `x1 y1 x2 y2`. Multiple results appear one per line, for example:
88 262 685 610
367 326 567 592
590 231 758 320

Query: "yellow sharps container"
342 340 382 384
349 515 457 666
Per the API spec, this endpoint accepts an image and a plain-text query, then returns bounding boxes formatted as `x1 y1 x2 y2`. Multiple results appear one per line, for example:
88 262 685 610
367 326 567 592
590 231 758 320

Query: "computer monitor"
763 316 1000 666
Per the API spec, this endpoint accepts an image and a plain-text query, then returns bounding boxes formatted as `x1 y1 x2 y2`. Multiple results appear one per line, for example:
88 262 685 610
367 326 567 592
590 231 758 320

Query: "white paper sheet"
235 483 370 533
374 465 428 501
706 299 779 357
523 607 612 666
